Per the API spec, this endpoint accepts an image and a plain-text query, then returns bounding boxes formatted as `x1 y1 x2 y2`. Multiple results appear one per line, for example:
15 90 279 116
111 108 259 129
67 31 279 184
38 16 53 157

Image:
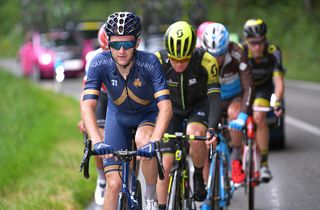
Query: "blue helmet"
104 11 142 38
201 23 229 57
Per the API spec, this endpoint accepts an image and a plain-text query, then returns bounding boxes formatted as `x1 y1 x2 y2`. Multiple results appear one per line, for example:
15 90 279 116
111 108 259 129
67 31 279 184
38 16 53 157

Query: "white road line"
286 115 320 137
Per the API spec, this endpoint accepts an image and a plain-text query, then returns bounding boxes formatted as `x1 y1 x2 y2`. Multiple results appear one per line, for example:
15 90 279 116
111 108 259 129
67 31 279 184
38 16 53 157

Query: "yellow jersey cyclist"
200 22 254 185
155 21 221 209
242 18 285 182
81 11 172 210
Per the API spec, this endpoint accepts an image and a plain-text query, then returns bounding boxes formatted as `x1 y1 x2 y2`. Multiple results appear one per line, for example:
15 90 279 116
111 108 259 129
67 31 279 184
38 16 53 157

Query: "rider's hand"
206 128 218 149
77 120 86 133
93 142 113 155
271 100 283 117
229 112 248 131
137 142 156 158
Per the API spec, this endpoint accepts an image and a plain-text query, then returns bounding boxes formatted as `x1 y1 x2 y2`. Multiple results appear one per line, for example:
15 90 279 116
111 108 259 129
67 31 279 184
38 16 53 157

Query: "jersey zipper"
180 73 185 110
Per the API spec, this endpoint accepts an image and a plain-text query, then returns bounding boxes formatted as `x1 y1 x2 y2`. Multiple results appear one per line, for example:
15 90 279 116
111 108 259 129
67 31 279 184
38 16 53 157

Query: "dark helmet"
243 18 267 38
104 11 141 38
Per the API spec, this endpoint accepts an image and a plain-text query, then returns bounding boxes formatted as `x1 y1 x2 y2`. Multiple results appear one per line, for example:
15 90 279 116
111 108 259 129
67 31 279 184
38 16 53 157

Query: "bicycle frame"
201 133 234 210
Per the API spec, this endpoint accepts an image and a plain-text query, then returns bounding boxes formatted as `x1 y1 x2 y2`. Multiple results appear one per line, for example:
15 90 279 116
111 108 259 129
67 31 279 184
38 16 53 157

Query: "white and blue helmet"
201 23 229 57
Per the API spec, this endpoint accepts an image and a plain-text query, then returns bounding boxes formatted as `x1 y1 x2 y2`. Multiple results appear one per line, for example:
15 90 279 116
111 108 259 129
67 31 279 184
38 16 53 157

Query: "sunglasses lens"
109 41 136 50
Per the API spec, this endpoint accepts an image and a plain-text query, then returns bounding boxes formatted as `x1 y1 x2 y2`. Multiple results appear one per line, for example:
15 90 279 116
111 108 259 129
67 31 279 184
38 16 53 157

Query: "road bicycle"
163 132 209 210
80 137 164 210
200 128 234 210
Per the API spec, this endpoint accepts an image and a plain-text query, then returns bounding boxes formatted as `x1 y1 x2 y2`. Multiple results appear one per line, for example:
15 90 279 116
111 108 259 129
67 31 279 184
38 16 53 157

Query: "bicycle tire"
167 169 183 210
184 159 196 210
248 140 254 210
212 153 221 210
118 192 129 210
136 180 142 210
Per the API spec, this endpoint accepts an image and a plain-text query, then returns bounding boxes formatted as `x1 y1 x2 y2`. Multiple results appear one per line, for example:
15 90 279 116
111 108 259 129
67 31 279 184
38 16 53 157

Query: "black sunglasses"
109 41 136 50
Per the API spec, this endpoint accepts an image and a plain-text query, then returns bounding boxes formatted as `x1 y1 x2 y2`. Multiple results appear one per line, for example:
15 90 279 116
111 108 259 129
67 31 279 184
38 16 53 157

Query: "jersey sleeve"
150 54 170 103
268 44 285 77
82 55 103 101
201 52 221 95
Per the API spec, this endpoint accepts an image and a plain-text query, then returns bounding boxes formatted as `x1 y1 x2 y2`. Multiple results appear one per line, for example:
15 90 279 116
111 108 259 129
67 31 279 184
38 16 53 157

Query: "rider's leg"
156 153 174 207
188 123 208 201
253 111 269 167
228 101 245 183
135 125 158 202
103 170 122 210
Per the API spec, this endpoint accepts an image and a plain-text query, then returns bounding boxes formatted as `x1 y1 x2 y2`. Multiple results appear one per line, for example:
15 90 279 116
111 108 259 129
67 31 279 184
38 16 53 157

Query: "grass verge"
0 69 96 209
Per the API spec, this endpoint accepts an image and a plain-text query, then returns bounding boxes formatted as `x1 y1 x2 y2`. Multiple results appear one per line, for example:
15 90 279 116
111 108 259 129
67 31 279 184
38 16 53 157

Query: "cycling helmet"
104 11 141 38
196 21 214 48
164 21 196 59
201 23 229 57
98 26 109 50
243 18 267 38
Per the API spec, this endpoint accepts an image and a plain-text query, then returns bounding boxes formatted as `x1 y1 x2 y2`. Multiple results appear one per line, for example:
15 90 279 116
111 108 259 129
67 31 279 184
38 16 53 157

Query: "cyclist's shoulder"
89 50 113 68
228 41 246 62
265 42 282 57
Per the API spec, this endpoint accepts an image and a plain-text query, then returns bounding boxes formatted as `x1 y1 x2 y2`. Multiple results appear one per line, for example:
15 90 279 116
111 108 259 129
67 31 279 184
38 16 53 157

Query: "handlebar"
163 132 210 141
79 139 164 180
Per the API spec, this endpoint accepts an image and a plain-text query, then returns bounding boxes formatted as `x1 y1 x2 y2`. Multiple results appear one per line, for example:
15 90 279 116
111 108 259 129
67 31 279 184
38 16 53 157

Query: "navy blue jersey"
83 50 170 113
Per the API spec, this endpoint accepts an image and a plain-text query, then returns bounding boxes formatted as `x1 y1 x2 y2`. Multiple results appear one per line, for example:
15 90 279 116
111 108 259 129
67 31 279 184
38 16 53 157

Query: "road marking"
286 115 320 137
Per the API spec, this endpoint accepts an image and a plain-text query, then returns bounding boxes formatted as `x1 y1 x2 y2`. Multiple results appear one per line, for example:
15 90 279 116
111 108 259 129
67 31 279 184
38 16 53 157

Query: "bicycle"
200 128 234 210
79 137 164 210
163 132 209 210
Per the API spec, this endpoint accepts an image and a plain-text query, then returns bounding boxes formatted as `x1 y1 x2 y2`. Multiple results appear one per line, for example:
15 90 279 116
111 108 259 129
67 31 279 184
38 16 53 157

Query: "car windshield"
40 32 79 48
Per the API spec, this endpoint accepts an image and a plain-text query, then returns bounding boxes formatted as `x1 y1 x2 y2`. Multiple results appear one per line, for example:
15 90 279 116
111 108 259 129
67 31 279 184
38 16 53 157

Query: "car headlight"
39 53 52 65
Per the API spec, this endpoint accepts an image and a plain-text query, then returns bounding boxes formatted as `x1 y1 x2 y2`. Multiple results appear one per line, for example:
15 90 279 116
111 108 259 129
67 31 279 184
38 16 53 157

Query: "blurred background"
1 0 320 209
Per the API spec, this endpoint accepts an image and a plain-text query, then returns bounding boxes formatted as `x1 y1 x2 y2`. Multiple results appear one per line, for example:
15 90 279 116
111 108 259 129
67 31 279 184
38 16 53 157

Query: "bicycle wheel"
167 170 183 210
212 153 221 210
118 192 129 210
247 140 254 210
136 180 142 210
183 159 196 210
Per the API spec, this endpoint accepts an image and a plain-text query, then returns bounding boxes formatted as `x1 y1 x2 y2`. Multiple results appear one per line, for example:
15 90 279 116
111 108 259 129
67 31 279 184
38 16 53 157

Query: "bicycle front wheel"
167 170 183 210
118 192 129 210
247 140 255 210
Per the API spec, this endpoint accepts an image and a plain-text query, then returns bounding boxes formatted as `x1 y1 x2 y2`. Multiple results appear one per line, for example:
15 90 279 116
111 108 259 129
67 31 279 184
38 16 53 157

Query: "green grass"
0 70 96 209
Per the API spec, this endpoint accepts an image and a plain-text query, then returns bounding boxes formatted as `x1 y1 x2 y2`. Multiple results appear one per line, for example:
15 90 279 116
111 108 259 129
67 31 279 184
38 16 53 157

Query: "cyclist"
81 11 172 210
200 22 254 185
78 25 109 206
155 21 221 209
242 18 285 182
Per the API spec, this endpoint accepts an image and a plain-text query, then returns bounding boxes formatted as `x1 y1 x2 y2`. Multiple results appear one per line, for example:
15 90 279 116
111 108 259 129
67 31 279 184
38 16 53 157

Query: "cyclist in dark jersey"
81 11 172 210
155 21 221 209
200 22 254 185
242 18 285 183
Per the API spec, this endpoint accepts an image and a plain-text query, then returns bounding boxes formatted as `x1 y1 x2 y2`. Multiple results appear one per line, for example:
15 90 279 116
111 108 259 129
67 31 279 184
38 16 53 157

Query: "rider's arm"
149 55 172 141
239 50 254 113
202 52 222 129
150 99 172 141
272 46 285 103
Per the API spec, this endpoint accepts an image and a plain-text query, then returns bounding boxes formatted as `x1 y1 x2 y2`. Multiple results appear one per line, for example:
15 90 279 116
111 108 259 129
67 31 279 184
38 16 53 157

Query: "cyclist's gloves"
137 142 156 158
271 100 282 111
93 142 113 155
229 112 248 131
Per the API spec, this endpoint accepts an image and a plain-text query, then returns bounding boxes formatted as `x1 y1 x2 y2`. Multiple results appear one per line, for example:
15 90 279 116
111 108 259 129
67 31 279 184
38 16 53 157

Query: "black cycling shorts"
160 100 209 154
253 81 273 107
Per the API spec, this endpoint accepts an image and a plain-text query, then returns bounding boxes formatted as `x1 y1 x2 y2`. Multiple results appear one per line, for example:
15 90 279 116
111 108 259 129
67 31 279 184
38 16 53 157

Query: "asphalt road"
1 59 320 210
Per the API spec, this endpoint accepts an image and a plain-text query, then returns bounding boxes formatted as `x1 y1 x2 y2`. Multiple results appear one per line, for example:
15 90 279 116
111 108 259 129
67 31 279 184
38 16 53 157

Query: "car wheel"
269 116 286 150
31 65 41 81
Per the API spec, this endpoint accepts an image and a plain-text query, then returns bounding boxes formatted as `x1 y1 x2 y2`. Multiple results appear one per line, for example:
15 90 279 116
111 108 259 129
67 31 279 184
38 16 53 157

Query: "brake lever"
154 141 165 180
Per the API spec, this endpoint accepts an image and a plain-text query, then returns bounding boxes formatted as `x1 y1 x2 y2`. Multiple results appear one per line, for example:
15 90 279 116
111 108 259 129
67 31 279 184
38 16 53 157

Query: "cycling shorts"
160 100 209 154
252 81 273 107
103 107 158 173
96 91 107 128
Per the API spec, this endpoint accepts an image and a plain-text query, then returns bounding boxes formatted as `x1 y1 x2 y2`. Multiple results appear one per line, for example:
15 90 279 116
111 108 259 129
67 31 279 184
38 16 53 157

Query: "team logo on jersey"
197 111 205 116
111 79 118 87
133 78 142 87
188 78 197 86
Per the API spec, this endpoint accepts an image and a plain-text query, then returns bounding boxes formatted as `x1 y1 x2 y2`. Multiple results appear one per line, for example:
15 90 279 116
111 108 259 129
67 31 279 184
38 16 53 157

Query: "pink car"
19 31 84 80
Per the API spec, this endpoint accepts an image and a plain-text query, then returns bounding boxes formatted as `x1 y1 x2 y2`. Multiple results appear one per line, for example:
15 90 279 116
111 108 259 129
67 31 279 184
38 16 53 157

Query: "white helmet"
201 23 229 56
